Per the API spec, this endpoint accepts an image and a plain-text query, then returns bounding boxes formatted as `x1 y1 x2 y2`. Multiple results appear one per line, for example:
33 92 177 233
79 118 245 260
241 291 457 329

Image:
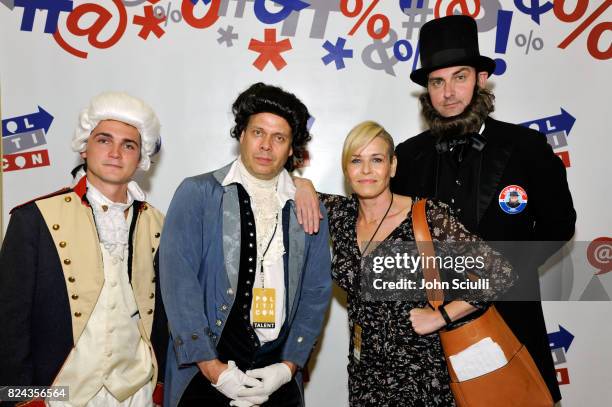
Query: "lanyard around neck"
258 212 280 288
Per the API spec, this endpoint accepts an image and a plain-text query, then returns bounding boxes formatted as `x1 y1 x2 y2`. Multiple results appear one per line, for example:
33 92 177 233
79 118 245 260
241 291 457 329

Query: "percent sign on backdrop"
154 2 183 26
516 29 543 54
341 0 390 39
555 0 612 60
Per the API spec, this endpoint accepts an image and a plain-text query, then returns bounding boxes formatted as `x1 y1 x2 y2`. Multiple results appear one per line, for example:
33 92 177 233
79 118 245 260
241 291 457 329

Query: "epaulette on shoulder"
10 187 72 214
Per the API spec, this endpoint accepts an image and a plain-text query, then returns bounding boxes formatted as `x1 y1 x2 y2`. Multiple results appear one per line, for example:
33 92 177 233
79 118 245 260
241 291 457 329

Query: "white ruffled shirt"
222 158 296 343
72 170 146 260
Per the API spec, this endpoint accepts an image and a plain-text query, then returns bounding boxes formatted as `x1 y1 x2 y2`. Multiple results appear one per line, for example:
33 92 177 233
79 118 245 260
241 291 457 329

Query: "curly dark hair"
230 82 311 171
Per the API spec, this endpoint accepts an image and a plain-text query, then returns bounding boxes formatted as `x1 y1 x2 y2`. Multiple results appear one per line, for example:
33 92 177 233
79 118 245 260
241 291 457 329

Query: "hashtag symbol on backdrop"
400 0 433 39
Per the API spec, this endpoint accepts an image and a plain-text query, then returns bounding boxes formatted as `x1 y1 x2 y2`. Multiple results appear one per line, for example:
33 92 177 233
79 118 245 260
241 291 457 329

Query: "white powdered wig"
72 91 161 171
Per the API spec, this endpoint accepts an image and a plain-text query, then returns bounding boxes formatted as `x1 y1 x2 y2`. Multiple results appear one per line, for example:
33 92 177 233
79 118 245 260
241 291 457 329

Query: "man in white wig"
0 92 168 407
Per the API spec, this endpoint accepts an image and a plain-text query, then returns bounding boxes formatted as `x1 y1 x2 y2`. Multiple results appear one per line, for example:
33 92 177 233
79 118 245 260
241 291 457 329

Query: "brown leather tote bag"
412 199 553 407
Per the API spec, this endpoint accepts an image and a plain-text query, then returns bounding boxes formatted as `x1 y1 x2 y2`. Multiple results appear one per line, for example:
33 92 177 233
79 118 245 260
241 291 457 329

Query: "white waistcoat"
50 241 153 407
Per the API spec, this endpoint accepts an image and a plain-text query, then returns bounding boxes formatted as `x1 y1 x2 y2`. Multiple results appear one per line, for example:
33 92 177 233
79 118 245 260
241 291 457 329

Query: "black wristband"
439 305 453 326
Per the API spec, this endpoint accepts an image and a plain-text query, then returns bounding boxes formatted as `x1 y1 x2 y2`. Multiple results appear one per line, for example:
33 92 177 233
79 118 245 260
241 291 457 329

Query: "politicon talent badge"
353 324 362 362
499 185 528 214
252 288 276 329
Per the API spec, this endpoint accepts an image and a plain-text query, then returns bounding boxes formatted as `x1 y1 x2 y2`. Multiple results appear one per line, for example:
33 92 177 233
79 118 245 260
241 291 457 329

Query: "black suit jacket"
392 117 576 402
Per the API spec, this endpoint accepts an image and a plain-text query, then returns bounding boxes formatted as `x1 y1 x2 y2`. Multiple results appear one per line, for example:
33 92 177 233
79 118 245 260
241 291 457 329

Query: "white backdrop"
1 0 611 405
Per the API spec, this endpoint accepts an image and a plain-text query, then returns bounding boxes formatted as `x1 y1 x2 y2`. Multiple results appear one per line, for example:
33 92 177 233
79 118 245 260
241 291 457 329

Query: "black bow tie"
435 133 487 154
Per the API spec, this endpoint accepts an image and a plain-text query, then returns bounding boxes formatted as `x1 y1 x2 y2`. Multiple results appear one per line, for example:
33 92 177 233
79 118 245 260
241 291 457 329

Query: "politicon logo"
2 106 54 172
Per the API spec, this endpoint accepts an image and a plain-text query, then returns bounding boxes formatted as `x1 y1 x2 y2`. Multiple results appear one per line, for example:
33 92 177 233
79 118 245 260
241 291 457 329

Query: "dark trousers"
178 372 302 407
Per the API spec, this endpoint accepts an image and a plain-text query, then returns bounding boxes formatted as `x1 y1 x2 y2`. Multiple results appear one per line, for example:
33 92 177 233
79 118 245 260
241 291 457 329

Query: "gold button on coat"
63 259 71 265
64 196 71 202
147 309 153 315
68 277 75 282
52 224 60 230
71 294 79 300
59 241 67 248
74 312 82 317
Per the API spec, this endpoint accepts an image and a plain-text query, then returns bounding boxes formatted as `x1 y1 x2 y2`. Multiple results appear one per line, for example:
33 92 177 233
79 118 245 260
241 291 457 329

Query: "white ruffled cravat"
73 170 146 260
236 158 285 268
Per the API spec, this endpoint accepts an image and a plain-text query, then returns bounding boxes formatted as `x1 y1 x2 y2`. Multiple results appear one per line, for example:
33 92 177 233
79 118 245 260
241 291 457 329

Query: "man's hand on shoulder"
293 176 322 235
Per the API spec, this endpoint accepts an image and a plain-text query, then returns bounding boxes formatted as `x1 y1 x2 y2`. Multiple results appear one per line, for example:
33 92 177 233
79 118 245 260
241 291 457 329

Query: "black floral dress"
321 194 515 407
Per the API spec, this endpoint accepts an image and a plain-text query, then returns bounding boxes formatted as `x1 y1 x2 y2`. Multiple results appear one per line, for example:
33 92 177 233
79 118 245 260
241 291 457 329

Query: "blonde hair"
341 121 395 174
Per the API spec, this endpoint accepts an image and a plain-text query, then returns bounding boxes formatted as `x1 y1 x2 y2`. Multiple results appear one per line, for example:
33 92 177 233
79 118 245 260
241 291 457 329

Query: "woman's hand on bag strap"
409 307 447 335
409 301 478 335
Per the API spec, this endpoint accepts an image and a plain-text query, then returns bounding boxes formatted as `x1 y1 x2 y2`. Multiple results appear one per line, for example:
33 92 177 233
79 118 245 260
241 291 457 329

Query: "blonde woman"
294 121 515 406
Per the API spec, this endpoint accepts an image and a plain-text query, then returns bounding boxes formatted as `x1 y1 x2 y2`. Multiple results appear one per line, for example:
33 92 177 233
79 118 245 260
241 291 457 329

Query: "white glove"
238 362 293 399
212 360 268 405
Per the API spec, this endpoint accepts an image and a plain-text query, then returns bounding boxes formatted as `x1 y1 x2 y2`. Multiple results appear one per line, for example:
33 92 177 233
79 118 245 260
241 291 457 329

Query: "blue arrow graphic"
520 108 575 136
548 325 574 353
2 106 54 137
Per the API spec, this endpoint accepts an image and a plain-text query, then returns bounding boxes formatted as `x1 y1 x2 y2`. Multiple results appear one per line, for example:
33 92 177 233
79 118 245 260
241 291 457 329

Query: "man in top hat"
0 92 168 406
391 15 576 403
160 83 331 407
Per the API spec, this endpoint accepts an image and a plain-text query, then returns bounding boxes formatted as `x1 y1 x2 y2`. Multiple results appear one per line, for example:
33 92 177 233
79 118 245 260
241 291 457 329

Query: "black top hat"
410 15 496 87
509 191 520 197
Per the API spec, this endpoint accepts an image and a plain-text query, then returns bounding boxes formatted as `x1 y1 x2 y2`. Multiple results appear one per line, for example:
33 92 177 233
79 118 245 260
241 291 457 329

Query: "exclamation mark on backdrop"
494 10 513 76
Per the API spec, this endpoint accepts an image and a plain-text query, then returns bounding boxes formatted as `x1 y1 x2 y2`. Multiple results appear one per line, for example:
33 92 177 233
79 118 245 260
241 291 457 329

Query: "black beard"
420 86 495 139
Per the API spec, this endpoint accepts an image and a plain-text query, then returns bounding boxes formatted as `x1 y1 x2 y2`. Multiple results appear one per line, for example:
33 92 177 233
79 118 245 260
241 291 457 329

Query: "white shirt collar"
221 157 296 207
72 168 146 202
